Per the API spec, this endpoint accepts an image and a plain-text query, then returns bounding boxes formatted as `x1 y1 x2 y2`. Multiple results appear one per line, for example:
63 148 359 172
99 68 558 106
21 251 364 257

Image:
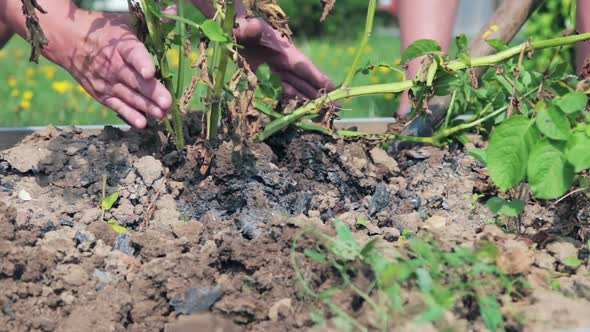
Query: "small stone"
369 147 399 175
268 298 292 322
134 156 163 187
369 183 390 216
534 251 556 270
18 189 32 201
382 227 401 242
60 220 75 227
170 287 223 315
406 148 432 160
75 230 96 245
394 212 422 233
113 233 135 256
546 241 579 264
93 269 116 291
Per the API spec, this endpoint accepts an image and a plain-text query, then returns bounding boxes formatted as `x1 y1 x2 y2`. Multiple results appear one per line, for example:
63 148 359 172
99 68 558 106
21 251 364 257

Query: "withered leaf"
320 0 336 22
244 0 292 41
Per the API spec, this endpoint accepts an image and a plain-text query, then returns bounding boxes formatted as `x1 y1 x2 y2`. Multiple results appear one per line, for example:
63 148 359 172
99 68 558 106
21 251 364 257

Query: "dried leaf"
180 42 212 112
320 0 336 22
244 0 292 40
21 0 48 63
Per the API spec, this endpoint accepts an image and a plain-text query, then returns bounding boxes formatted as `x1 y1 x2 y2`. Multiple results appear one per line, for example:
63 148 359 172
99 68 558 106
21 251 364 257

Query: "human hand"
234 17 335 100
43 11 172 128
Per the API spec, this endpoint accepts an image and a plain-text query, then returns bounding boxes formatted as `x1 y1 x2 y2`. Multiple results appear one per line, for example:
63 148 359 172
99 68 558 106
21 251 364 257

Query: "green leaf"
566 131 590 172
105 220 127 234
433 72 460 96
304 249 327 263
486 39 509 51
564 256 582 268
201 19 228 42
256 64 272 82
455 34 468 51
402 39 442 63
467 149 487 165
478 295 505 332
487 116 536 192
554 92 587 114
528 140 575 199
486 197 525 217
101 192 119 211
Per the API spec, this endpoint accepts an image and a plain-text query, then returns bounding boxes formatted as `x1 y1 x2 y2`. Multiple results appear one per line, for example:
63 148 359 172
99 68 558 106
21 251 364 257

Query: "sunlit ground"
0 34 403 127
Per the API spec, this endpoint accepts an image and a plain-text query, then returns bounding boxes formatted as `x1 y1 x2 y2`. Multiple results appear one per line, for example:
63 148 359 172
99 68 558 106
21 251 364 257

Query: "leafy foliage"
293 222 528 331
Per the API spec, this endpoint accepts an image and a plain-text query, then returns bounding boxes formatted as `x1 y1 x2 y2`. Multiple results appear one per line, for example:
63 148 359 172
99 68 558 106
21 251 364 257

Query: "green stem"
342 0 377 88
207 1 236 143
170 0 187 149
256 80 414 142
446 33 590 71
444 90 457 129
256 32 590 142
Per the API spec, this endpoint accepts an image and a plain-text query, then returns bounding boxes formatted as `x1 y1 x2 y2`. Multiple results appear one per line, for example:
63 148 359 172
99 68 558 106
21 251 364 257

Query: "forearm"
577 0 590 74
0 0 78 56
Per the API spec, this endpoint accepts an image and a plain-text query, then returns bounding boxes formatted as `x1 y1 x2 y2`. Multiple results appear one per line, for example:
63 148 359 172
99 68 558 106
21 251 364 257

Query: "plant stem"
256 32 590 142
443 90 457 129
256 80 414 142
342 0 377 88
206 0 235 143
171 0 187 149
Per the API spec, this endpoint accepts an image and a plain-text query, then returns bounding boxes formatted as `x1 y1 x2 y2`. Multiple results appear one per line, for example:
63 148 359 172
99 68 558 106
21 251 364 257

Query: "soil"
1 125 590 331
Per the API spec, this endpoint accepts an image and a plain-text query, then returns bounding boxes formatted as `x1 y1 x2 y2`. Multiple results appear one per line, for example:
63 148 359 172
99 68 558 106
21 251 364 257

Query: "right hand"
43 11 172 128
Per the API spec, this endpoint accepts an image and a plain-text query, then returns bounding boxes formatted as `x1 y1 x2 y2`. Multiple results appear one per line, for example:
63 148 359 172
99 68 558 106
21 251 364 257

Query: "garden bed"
1 125 590 331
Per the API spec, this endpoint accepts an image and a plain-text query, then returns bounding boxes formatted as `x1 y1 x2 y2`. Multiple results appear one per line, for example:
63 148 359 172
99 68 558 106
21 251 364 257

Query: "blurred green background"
0 0 575 127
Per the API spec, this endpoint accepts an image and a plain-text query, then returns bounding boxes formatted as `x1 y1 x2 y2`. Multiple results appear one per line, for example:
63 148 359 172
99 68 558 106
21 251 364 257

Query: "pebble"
546 241 579 264
268 298 292 322
134 156 163 187
169 287 223 315
113 233 135 256
75 230 96 245
369 183 391 216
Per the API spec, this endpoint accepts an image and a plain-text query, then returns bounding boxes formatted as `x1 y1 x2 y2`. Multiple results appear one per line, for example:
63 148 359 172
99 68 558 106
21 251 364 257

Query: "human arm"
0 0 172 128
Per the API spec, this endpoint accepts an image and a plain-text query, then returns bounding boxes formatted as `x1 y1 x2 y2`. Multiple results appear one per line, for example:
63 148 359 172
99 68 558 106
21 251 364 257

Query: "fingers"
117 65 173 110
276 70 327 100
103 97 147 128
110 83 166 120
281 81 309 101
120 43 156 79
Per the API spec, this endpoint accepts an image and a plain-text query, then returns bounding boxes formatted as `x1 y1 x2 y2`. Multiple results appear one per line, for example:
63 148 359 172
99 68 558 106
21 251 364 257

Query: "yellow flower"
23 91 33 100
0 51 5 59
347 47 356 56
167 48 180 67
384 93 395 101
26 68 36 78
11 89 20 97
207 48 214 57
190 51 199 64
41 66 57 80
19 100 31 110
379 66 391 74
77 85 91 98
52 81 73 94
8 78 16 87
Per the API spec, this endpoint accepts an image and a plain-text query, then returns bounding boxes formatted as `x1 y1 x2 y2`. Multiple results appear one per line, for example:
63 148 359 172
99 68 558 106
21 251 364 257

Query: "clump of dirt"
0 125 589 331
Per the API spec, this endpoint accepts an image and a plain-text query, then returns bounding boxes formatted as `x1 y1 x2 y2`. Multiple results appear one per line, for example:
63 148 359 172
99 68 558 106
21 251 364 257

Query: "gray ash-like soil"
1 126 590 331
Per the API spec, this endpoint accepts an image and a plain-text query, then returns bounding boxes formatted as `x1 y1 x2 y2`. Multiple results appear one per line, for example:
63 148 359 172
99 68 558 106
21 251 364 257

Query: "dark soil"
1 126 590 331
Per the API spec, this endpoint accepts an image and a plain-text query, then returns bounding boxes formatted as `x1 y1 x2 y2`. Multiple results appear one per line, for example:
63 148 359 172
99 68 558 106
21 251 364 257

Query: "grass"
0 34 403 127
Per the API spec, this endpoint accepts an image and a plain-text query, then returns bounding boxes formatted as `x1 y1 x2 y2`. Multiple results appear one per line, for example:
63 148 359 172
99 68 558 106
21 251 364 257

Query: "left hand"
234 17 335 100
